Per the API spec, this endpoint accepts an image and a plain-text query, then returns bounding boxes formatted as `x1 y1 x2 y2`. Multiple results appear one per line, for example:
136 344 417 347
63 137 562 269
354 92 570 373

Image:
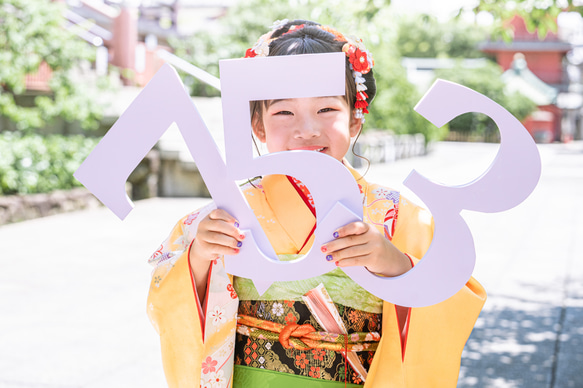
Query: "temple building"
480 15 581 142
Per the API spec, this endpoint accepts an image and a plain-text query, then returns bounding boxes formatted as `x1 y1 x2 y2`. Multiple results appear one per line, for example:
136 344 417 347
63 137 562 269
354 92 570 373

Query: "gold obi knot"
237 314 380 352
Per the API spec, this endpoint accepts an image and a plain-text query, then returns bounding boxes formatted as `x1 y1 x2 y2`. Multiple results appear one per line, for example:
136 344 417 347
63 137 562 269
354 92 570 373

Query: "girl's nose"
294 117 320 138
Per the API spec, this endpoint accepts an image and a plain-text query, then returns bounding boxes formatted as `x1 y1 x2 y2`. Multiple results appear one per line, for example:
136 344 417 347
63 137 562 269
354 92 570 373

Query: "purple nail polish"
234 221 239 228
333 231 339 239
237 241 243 248
326 255 333 261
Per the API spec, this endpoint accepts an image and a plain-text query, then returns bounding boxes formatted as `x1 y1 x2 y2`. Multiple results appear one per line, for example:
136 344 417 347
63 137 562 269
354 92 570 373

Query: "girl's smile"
252 96 362 162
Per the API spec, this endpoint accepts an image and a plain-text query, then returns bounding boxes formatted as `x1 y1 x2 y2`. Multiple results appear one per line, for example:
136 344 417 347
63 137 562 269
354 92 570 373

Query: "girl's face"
252 96 361 162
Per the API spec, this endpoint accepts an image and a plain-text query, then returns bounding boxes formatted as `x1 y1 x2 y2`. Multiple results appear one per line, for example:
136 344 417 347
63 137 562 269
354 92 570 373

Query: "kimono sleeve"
146 202 239 388
146 203 214 387
369 196 486 387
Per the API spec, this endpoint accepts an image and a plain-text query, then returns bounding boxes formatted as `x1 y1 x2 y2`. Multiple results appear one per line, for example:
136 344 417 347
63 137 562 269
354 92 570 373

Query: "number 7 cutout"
74 55 540 307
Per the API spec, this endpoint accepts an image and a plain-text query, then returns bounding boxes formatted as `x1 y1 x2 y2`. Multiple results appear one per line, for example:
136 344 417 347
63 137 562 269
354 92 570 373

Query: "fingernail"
326 255 333 261
234 248 240 254
237 241 243 248
321 246 327 253
234 221 239 228
239 234 245 240
335 261 339 266
333 231 339 239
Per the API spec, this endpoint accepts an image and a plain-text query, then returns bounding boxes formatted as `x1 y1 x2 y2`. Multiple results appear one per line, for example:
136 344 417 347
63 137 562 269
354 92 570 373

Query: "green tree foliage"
0 0 104 132
364 36 448 141
0 132 99 194
468 0 583 40
169 0 443 141
435 61 536 137
396 15 487 58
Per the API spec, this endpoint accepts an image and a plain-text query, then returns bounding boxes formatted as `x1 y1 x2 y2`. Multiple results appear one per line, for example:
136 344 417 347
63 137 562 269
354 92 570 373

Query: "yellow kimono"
147 168 486 387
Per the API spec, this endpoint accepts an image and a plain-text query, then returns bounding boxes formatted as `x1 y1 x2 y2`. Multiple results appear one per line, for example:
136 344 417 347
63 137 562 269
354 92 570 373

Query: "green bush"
435 62 537 137
0 0 105 133
0 133 99 195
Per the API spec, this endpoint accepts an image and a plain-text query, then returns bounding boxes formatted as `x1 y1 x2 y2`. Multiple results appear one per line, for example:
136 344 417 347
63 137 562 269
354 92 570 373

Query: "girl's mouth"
292 146 327 152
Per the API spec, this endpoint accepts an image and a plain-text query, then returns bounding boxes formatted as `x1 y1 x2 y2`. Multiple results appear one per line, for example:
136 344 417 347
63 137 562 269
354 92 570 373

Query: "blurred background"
2 0 583 213
1 0 583 387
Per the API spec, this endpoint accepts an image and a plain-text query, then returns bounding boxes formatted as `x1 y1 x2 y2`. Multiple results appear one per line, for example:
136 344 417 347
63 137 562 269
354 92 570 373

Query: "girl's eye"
274 110 293 116
318 108 336 113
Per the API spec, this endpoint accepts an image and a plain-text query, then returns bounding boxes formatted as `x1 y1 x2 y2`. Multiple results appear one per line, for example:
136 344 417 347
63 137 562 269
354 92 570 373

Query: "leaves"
434 62 537 136
470 0 583 40
396 15 488 59
0 0 105 132
0 132 100 195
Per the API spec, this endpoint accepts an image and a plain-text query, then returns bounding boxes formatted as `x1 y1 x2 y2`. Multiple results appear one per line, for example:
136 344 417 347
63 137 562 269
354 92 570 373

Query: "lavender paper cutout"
74 56 540 307
74 54 363 296
218 54 362 294
342 79 541 307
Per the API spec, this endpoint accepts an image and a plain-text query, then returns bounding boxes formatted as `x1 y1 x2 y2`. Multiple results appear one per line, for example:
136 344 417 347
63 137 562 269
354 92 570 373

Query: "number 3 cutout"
343 79 541 307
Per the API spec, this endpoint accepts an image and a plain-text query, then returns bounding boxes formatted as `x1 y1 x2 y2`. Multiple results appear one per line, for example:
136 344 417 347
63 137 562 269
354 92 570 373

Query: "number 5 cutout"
218 53 362 294
342 79 541 307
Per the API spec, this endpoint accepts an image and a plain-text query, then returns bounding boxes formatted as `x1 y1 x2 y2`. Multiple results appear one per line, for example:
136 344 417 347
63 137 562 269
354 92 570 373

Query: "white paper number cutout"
75 54 540 307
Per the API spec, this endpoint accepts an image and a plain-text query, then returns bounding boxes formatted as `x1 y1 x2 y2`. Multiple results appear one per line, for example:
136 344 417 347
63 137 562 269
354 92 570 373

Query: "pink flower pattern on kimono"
184 212 200 225
210 306 227 326
371 187 390 199
202 356 218 374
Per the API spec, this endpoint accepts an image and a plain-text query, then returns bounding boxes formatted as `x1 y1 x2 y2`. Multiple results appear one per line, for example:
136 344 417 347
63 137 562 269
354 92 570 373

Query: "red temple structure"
480 15 573 142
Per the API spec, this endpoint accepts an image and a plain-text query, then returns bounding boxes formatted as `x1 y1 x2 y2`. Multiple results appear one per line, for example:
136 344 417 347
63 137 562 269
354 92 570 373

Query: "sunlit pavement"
1 141 581 387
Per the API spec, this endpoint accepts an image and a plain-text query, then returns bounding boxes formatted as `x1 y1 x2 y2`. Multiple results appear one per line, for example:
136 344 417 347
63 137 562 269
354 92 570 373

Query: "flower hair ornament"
244 21 374 123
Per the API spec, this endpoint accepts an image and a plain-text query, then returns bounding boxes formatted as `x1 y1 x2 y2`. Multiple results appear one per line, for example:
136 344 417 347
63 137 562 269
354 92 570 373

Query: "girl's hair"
249 20 377 128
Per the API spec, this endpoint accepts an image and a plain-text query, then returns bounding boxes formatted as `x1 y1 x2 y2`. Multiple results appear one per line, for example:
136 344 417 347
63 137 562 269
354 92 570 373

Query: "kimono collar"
261 159 368 253
262 174 315 253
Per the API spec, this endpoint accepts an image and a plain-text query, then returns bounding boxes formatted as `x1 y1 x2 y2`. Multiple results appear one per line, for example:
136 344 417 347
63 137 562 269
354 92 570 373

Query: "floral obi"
234 299 382 385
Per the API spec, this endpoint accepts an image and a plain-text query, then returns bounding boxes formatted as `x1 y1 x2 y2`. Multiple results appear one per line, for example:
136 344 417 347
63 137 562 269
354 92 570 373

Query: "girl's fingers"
191 239 239 260
202 210 245 242
322 222 369 253
334 222 369 238
203 220 244 243
208 208 237 223
326 244 369 262
202 242 241 256
334 255 369 268
199 229 242 250
192 234 241 261
322 231 367 254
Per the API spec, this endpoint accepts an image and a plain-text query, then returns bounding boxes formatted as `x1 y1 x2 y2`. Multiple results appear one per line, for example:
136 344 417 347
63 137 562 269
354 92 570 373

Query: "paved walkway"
1 141 582 387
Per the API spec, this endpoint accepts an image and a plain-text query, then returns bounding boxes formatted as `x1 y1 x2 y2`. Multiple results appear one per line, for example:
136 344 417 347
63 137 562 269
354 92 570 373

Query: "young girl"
147 20 486 388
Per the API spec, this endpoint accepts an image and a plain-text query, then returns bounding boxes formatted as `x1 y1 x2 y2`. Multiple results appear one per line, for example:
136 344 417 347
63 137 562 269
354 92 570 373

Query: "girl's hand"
189 209 244 300
320 222 411 277
190 208 244 263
